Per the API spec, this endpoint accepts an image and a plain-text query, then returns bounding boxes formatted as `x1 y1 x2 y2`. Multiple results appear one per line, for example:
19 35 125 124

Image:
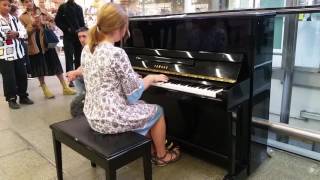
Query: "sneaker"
8 101 20 109
20 97 34 105
27 74 34 80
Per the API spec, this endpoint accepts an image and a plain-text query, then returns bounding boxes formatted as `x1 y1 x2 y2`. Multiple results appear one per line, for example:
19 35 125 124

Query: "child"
82 3 180 166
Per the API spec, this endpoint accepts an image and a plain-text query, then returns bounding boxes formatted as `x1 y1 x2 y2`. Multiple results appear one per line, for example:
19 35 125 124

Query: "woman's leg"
39 76 55 99
56 73 76 95
56 73 65 83
150 115 180 163
38 76 45 85
146 132 156 156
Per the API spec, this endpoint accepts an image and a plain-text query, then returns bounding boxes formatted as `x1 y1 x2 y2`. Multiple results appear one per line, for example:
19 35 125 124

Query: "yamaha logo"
154 64 168 70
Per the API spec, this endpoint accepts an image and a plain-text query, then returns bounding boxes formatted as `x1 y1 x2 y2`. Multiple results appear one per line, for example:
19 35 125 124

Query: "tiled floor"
0 70 320 179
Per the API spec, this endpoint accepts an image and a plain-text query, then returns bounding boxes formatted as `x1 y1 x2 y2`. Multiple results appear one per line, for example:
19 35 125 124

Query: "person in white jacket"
0 0 33 109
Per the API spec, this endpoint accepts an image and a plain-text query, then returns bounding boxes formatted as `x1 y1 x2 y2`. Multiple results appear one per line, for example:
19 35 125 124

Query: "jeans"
74 77 85 96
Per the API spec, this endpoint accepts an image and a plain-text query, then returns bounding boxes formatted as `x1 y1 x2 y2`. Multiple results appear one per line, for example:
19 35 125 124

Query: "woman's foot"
41 84 55 99
61 81 76 95
63 87 77 95
152 140 177 157
153 147 181 167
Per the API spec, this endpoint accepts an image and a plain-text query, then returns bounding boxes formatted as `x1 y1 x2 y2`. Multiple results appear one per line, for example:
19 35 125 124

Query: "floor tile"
0 149 57 180
0 169 8 180
0 119 9 131
0 130 28 157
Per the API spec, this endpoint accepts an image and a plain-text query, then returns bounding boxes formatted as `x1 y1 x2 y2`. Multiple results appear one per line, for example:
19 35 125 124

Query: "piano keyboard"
153 82 223 98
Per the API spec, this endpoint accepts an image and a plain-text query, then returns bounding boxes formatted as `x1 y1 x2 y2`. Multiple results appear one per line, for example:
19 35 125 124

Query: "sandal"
152 147 181 167
150 143 176 160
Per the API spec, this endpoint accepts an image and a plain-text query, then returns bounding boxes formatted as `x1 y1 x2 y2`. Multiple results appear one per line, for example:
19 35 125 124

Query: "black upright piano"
124 11 275 180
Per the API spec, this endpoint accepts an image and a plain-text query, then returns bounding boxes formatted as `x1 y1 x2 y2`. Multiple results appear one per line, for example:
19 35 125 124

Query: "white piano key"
153 82 223 98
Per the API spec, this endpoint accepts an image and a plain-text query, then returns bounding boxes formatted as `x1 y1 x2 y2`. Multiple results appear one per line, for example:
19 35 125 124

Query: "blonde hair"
88 3 128 53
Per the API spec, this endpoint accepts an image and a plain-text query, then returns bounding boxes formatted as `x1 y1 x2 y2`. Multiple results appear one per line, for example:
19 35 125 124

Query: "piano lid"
129 10 275 21
126 48 243 84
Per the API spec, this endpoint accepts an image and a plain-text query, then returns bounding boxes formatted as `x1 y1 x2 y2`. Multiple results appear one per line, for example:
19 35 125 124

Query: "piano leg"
224 108 248 180
223 110 237 180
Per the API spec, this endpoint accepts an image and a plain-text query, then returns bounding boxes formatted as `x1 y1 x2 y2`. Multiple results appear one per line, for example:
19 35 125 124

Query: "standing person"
54 0 84 87
10 4 32 77
82 3 180 166
19 0 76 99
0 0 33 109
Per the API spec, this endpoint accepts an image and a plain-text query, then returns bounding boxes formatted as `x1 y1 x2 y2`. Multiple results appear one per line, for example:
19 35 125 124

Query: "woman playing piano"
81 3 180 166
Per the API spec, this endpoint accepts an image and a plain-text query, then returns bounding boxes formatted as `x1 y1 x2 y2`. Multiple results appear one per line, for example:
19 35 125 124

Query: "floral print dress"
81 42 157 134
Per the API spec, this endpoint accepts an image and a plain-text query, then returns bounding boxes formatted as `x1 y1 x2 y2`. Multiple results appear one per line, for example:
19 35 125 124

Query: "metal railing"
253 117 320 143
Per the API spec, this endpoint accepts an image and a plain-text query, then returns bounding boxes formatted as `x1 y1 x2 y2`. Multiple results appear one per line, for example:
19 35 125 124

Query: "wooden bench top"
50 116 151 159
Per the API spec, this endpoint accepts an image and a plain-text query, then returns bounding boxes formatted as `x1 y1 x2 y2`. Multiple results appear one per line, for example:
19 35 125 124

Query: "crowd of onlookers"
0 0 86 109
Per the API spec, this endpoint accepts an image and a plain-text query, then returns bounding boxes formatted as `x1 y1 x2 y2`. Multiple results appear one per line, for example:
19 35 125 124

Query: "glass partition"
261 10 320 159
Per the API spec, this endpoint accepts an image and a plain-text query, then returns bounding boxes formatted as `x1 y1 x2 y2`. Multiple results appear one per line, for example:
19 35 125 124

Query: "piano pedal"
267 147 274 158
165 139 174 150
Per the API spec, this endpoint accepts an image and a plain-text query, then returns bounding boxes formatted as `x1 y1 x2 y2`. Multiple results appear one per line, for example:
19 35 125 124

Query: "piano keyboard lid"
124 48 244 84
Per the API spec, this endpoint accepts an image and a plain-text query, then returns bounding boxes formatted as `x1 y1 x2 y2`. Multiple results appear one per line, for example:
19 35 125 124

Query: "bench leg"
143 144 152 180
105 169 116 180
52 134 63 180
91 161 96 168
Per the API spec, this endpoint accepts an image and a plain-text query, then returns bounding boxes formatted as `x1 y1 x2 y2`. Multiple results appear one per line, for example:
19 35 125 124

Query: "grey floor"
0 73 320 180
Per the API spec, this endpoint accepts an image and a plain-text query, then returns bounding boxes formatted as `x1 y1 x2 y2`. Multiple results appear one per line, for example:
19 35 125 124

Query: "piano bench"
50 116 152 180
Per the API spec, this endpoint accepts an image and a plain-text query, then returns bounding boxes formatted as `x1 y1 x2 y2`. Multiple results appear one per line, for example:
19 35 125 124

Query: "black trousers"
0 58 28 101
63 37 82 72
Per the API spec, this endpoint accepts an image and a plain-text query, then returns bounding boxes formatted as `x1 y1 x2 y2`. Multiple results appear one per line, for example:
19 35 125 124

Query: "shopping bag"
44 26 59 48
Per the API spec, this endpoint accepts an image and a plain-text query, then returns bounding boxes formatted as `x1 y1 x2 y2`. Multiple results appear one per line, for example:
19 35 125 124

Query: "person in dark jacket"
54 0 84 87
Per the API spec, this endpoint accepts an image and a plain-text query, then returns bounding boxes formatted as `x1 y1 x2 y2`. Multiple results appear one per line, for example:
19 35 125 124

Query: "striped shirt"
0 14 27 61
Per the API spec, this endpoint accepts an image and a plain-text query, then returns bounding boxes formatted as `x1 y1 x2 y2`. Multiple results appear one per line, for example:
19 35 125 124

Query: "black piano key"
198 85 208 88
207 87 216 90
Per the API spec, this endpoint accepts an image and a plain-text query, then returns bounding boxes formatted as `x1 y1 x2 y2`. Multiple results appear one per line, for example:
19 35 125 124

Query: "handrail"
252 117 320 143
